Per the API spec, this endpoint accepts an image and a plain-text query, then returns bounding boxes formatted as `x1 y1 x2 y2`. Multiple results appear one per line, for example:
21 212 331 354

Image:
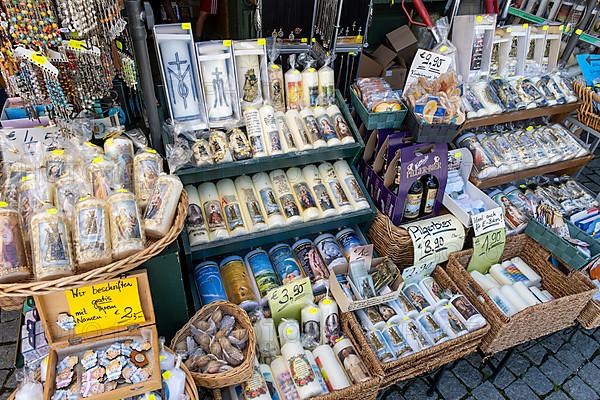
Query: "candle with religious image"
318 297 340 346
254 317 280 364
242 360 271 400
228 128 253 161
133 149 163 209
284 66 303 110
259 364 281 400
416 312 450 345
333 160 369 210
314 234 346 271
433 305 468 339
184 185 209 245
268 64 286 112
0 205 31 283
398 316 429 352
304 350 329 395
86 157 115 201
280 341 322 399
73 196 112 271
284 110 312 151
286 167 321 222
313 107 340 146
381 324 413 359
30 208 75 280
220 255 258 306
234 176 268 232
244 108 268 157
54 175 89 223
108 190 145 260
235 51 264 110
104 136 135 192
268 170 303 225
259 104 284 155
275 111 297 153
299 109 325 148
143 174 183 238
196 44 234 122
332 337 370 384
268 244 303 284
318 64 335 105
18 174 52 239
301 165 338 218
216 179 248 236
198 182 229 240
326 105 355 144
301 65 319 107
301 304 322 346
292 240 329 293
251 173 286 228
43 148 68 184
270 357 300 400
317 162 353 214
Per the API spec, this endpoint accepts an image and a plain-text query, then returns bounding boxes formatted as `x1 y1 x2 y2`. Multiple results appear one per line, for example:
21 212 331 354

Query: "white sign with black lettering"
471 207 505 236
406 215 465 265
0 126 61 160
404 49 452 91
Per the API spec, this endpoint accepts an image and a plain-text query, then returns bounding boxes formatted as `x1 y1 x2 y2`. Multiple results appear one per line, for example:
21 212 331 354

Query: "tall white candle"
216 179 248 236
0 207 30 283
285 110 312 151
104 136 135 193
184 185 210 245
313 107 340 146
301 66 319 107
500 285 529 312
318 65 335 105
399 316 429 352
259 104 284 155
268 170 303 225
319 297 341 346
286 167 321 222
235 176 268 232
270 357 301 400
278 319 301 347
197 46 234 121
259 364 280 400
302 165 338 218
448 294 486 331
470 270 500 291
108 191 145 260
285 67 303 110
280 341 322 399
304 350 328 395
332 337 370 384
252 173 286 228
299 108 326 148
333 160 369 210
143 174 183 238
236 54 264 110
275 111 297 153
326 105 355 144
318 162 353 214
486 287 518 317
254 317 280 364
198 182 229 240
313 345 351 391
244 108 268 157
301 304 322 346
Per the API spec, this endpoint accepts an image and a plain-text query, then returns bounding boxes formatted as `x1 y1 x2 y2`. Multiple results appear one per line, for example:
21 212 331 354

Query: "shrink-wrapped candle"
286 167 320 222
268 244 303 284
318 64 335 106
381 324 413 359
220 255 257 306
513 281 541 306
500 285 529 312
73 196 112 271
217 179 248 236
433 305 468 338
255 317 280 364
301 304 322 346
332 337 370 384
235 176 268 232
416 312 450 345
285 110 312 151
108 190 145 260
269 170 302 225
486 287 518 317
259 104 284 155
278 319 301 347
184 185 210 245
143 174 183 238
313 107 340 146
244 108 268 157
86 157 114 200
43 148 68 184
313 344 351 391
0 205 30 283
318 162 353 214
319 297 340 346
104 136 135 192
299 109 325 148
302 165 338 218
268 64 286 112
333 160 369 209
209 130 234 163
270 357 300 400
193 261 228 304
246 249 279 297
280 341 322 399
228 128 253 161
275 112 297 152
191 138 213 166
236 52 264 110
31 208 75 280
301 66 319 107
252 173 286 228
292 239 329 293
198 182 229 240
399 316 429 352
285 66 303 110
54 175 89 223
133 149 163 208
326 105 354 144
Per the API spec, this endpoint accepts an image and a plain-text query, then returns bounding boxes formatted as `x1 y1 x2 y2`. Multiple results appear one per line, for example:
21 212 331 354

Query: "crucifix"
211 67 229 108
167 51 196 109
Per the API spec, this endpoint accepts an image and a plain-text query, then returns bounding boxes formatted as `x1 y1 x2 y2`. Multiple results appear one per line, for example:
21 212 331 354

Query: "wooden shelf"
469 154 593 189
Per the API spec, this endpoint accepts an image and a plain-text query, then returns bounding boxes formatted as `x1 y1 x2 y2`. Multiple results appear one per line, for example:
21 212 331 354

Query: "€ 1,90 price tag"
267 277 313 325
468 228 506 274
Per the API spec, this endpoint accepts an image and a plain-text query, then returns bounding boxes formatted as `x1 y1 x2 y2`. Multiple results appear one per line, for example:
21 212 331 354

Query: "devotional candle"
87 157 115 200
305 350 328 395
284 110 312 151
143 174 183 238
196 43 234 122
332 337 370 384
299 109 325 148
259 104 284 155
313 107 340 146
319 297 340 346
326 105 354 144
244 108 268 157
73 196 112 271
318 64 335 106
268 244 304 284
245 249 279 297
300 304 322 346
193 261 228 304
208 130 234 163
280 341 322 400
285 66 303 110
302 165 338 218
268 64 286 112
286 167 321 222
43 148 68 184
133 148 163 209
252 173 286 228
333 160 369 210
108 190 145 260
198 182 229 240
278 319 301 347
275 111 297 152
235 42 264 110
0 205 31 283
268 169 302 225
255 317 280 364
31 208 75 280
301 65 319 107
220 255 257 306
18 174 52 239
243 361 272 400
317 162 353 214
216 179 248 236
104 136 135 192
235 175 268 232
313 345 351 391
184 185 210 245
270 357 300 400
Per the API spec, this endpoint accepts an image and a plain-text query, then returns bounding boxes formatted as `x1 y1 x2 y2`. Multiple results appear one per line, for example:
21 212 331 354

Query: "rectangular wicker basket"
341 266 490 388
446 234 595 355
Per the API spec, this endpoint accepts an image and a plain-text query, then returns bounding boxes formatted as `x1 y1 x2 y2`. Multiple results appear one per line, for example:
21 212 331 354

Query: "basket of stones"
171 301 256 388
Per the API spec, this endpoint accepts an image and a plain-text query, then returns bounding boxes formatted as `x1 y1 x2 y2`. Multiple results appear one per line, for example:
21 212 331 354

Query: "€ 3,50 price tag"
267 277 313 325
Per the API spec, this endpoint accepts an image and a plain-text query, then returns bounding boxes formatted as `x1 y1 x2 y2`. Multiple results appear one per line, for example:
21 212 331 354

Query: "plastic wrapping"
354 78 402 112
404 72 465 124
267 39 286 112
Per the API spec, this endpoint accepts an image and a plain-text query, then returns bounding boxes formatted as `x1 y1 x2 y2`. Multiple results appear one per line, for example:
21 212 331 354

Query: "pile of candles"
184 160 369 246
193 226 367 306
355 273 486 363
470 257 550 317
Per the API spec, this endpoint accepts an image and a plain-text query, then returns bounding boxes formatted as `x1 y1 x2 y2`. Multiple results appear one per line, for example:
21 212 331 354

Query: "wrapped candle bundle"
133 148 163 209
108 190 145 260
318 60 335 106
219 255 258 307
318 162 353 214
333 160 369 210
326 105 354 144
285 110 312 151
302 165 338 218
252 172 286 228
209 130 234 163
0 204 31 283
269 169 302 225
185 185 210 245
104 135 135 192
30 208 75 280
217 179 248 236
235 175 268 232
73 196 112 271
285 55 303 110
228 128 253 161
191 138 214 166
286 167 321 221
313 107 340 146
244 108 268 158
198 182 229 240
259 104 284 155
301 63 319 107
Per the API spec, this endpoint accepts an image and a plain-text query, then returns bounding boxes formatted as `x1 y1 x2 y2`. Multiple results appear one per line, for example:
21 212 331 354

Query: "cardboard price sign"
404 49 452 90
471 207 505 236
65 277 146 334
468 228 506 273
267 277 313 325
406 215 465 265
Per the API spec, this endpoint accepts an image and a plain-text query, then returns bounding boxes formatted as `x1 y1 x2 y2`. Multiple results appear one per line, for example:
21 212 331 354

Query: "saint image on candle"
281 195 300 218
0 218 23 269
294 184 315 210
314 185 334 211
40 222 68 265
91 170 110 199
114 203 141 240
205 202 225 228
337 346 369 383
186 204 205 228
243 68 260 103
139 160 160 193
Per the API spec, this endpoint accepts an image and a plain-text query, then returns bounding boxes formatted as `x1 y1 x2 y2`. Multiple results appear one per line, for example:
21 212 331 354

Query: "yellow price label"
146 148 158 154
301 38 308 43
149 395 156 400
31 52 48 66
160 355 167 361
162 371 172 380
439 45 449 53
116 188 128 193
309 307 318 314
116 40 123 51
312 38 316 43
308 67 316 72
223 40 232 47
292 70 301 75
68 39 85 49
181 22 191 30
523 23 529 29
576 29 583 35
91 157 103 164
51 149 64 155
322 298 333 305
257 38 266 45
543 25 549 31
271 64 281 70
20 175 31 182
476 15 483 23
267 277 313 325
0 201 8 208
454 151 462 158
286 327 294 336
65 276 146 334
559 25 564 31
78 195 90 202
356 35 363 43
526 126 533 131
47 208 57 215
506 27 512 33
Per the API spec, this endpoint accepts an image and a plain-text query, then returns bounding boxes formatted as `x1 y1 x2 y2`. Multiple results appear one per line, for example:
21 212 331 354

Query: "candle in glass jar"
73 196 112 271
319 297 340 346
259 104 284 155
193 261 228 304
104 136 135 192
184 185 209 245
302 165 338 218
252 173 285 228
268 64 286 112
301 66 319 107
245 249 279 297
286 167 320 222
216 179 248 236
134 149 163 208
0 205 30 283
326 105 355 144
333 160 369 210
285 67 303 110
108 190 145 260
285 110 312 151
318 162 353 214
313 107 339 146
220 255 257 307
280 341 322 399
244 108 268 157
198 182 229 240
235 176 268 232
143 174 183 238
268 244 303 284
31 208 75 280
268 170 302 225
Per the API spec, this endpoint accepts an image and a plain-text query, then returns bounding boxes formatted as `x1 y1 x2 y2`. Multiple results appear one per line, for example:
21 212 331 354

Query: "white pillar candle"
73 197 112 271
355 309 385 331
285 67 303 110
184 185 210 245
236 54 264 110
108 190 145 260
198 47 234 121
332 337 370 384
326 105 355 144
244 108 268 157
280 341 322 399
416 312 449 345
399 316 429 352
500 285 529 312
318 65 335 106
318 162 353 214
268 64 286 112
0 207 30 283
513 282 541 306
216 179 248 236
433 305 468 338
268 170 303 225
133 149 163 209
259 104 284 155
270 357 301 400
254 318 280 364
313 107 340 146
278 319 301 347
259 364 280 400
299 108 326 148
304 350 328 395
86 157 115 201
251 173 286 228
318 297 341 346
381 324 413 359
235 176 268 232
333 160 369 210
275 111 297 153
104 136 135 192
301 305 322 345
486 287 518 317
510 257 542 287
198 182 229 240
286 167 321 222
302 165 338 218
243 361 272 400
143 174 183 238
301 66 319 107
448 294 487 331
285 110 313 150
313 345 351 391
470 270 500 291
530 286 551 303
418 276 449 306
31 208 75 280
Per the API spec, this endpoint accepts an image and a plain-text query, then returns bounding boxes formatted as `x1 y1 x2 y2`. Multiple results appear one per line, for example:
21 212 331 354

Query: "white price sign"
0 126 61 160
404 49 452 90
401 262 437 286
406 215 465 265
471 207 505 236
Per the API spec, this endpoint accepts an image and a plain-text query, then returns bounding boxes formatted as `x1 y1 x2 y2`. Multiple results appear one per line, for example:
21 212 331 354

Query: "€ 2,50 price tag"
65 277 145 334
468 228 506 274
267 277 313 325
406 215 465 265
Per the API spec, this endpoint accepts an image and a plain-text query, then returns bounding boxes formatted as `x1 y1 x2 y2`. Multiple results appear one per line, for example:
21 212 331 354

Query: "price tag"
467 228 506 273
301 38 308 43
576 29 583 35
68 39 86 49
349 244 373 267
0 126 61 160
401 262 436 285
471 207 504 236
543 25 549 31
526 126 533 131
65 277 146 334
559 25 564 31
406 215 465 265
476 15 483 23
506 27 512 33
115 40 123 51
312 38 317 43
267 277 313 325
223 40 232 47
523 23 529 29
181 22 191 30
257 38 266 45
404 49 452 92
31 52 48 66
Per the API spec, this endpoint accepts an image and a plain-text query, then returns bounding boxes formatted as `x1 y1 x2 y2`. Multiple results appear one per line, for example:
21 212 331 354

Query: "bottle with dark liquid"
421 175 439 216
404 179 423 220
389 162 401 193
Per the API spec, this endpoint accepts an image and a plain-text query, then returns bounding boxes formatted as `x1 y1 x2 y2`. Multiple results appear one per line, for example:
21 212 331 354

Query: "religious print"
241 188 265 224
0 212 27 271
280 194 301 219
38 221 70 267
144 182 170 222
204 200 226 231
294 183 316 211
313 183 335 212
329 180 350 207
333 114 351 139
77 207 106 255
271 77 285 109
221 195 244 232
89 168 112 200
112 200 142 241
243 68 260 103
259 188 281 216
345 176 365 202
316 115 336 142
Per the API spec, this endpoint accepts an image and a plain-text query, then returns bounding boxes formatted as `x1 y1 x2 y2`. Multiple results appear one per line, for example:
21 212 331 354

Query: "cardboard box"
382 61 407 90
372 44 398 70
385 26 418 63
357 53 385 77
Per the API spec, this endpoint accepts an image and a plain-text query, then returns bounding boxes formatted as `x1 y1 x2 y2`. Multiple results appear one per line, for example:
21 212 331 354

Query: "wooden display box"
34 271 161 400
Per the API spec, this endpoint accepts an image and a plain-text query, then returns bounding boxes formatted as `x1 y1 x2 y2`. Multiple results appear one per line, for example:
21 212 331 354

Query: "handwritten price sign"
267 277 313 325
404 49 452 90
65 277 145 334
468 228 506 273
406 215 465 265
471 207 504 236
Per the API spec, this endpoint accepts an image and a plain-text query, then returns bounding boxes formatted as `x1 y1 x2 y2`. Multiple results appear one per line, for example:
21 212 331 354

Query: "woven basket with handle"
0 191 188 311
573 80 600 131
171 301 256 389
367 212 414 267
447 234 595 355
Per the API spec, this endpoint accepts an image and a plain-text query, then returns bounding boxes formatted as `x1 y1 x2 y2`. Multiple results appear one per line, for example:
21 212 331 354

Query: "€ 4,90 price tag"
468 228 506 274
267 277 313 325
65 277 145 334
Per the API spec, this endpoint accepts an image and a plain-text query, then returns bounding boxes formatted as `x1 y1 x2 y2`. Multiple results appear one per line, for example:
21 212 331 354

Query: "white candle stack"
184 185 210 245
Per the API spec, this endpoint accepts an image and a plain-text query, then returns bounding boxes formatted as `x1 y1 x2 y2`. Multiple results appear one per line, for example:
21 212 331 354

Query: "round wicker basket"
170 301 256 389
367 212 414 266
0 190 188 310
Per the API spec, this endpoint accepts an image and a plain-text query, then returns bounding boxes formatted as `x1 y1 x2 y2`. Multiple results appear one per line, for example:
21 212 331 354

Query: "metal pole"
125 0 164 153
559 0 597 68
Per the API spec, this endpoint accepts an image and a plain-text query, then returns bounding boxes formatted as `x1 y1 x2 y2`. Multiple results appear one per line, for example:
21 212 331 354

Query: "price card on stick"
404 49 452 91
406 215 466 265
267 277 313 325
471 207 505 236
468 228 506 273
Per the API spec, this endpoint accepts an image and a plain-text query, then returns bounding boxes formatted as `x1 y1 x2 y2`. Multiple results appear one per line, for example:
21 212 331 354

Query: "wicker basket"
573 80 600 131
0 296 23 311
562 263 600 330
0 191 188 304
7 347 199 400
171 301 256 389
342 266 490 388
447 234 595 355
367 212 414 267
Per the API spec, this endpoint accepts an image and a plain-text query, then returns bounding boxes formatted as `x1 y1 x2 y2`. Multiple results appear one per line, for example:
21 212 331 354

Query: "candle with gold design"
0 203 31 283
133 148 163 209
104 136 135 192
143 174 183 238
219 255 258 306
30 208 75 280
108 189 145 260
86 157 115 200
268 63 286 112
216 179 248 236
73 196 112 271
